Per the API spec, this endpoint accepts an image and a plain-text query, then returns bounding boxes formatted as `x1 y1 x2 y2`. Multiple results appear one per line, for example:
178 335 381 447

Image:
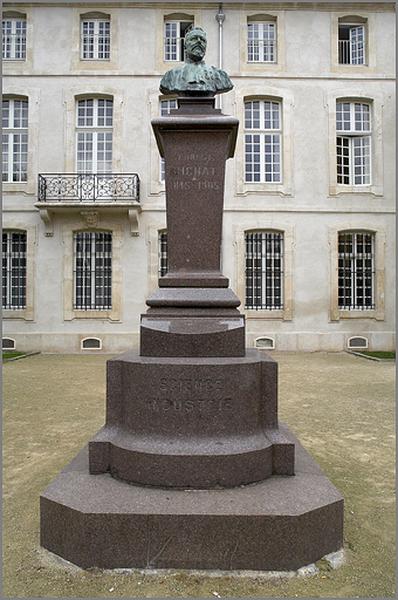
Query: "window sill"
3 309 33 320
66 310 120 321
237 183 292 197
245 309 290 321
329 184 383 197
331 309 384 321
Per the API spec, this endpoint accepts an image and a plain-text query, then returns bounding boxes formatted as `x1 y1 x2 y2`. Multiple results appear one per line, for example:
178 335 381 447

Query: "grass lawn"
3 352 395 598
2 351 26 361
354 351 396 360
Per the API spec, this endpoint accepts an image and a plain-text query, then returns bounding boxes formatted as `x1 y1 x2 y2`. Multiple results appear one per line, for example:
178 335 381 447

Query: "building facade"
2 0 396 353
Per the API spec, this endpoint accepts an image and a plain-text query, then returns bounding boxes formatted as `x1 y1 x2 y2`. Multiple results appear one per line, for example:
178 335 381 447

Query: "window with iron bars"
159 98 177 182
164 20 193 61
158 231 168 277
74 232 112 310
338 231 375 310
81 19 110 60
245 231 284 310
2 98 28 182
245 99 282 183
247 21 276 63
2 18 26 60
338 23 366 65
336 101 371 185
2 231 26 310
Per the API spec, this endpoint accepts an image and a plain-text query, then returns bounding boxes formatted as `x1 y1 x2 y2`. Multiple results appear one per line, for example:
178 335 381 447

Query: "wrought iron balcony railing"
38 173 140 203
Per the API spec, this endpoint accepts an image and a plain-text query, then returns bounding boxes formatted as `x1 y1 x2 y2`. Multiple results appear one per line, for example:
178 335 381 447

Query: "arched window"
158 230 168 277
338 16 367 65
336 100 371 185
74 231 112 310
2 230 26 309
80 13 110 60
245 231 284 310
76 97 113 173
2 97 28 182
244 99 282 183
247 15 277 63
81 337 102 350
338 231 375 310
2 13 26 60
164 14 194 61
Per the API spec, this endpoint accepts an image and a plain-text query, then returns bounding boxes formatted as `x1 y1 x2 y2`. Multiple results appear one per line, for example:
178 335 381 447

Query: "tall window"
76 98 113 172
158 231 168 277
2 231 26 310
2 17 26 60
159 98 177 181
2 98 28 182
247 21 276 63
164 19 193 61
338 22 366 65
81 17 110 60
336 101 371 185
338 232 375 310
74 232 112 310
245 231 284 310
245 99 282 183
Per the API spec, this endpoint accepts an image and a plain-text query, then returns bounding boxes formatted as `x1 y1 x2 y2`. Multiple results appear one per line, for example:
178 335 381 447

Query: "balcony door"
76 97 113 200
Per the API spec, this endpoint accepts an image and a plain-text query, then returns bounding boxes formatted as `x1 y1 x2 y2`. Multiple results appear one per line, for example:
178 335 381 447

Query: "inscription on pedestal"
170 153 220 191
149 376 232 413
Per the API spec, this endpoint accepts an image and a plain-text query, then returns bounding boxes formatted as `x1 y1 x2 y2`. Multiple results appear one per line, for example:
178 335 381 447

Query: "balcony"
35 173 141 237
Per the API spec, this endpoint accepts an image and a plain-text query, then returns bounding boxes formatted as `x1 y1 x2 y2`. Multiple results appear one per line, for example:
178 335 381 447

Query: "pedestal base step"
40 424 344 571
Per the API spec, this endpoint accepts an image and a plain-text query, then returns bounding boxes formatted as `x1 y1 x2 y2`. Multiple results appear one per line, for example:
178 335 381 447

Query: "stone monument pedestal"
40 95 343 571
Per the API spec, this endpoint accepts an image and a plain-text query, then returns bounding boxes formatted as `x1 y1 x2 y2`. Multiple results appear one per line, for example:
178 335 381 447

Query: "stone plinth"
40 426 344 571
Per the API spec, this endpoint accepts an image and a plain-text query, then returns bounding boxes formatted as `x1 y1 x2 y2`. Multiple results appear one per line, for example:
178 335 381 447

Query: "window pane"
2 230 26 309
338 231 374 309
74 231 112 310
245 231 284 309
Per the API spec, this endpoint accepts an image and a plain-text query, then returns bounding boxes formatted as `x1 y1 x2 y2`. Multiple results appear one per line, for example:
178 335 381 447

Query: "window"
164 19 193 61
76 98 113 172
338 22 366 65
245 100 282 183
2 231 26 310
158 230 168 277
338 232 375 310
81 337 102 350
159 98 177 181
247 21 276 63
74 231 112 310
2 17 26 60
2 98 28 182
336 101 371 185
81 17 110 60
245 231 284 310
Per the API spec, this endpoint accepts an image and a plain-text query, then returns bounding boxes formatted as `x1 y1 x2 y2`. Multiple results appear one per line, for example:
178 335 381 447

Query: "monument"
40 27 344 571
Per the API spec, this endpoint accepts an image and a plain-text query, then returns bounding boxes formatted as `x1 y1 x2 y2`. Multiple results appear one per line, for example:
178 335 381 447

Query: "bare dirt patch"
2 352 395 597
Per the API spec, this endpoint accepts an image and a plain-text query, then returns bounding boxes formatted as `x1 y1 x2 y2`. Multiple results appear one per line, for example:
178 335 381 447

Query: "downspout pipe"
215 4 225 110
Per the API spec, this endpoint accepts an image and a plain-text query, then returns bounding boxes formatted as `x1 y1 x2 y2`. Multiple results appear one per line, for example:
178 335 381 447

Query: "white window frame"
73 231 112 311
2 98 28 183
2 230 27 310
336 101 371 186
245 231 284 310
164 20 193 61
159 98 177 181
80 18 110 60
244 99 282 183
337 231 375 311
338 23 366 65
75 98 113 173
247 21 276 63
2 18 26 60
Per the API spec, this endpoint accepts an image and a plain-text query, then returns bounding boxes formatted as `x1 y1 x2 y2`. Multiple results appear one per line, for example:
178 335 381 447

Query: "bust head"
184 26 207 62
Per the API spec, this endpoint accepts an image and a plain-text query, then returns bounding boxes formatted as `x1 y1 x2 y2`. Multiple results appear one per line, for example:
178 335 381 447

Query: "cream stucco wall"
2 1 395 353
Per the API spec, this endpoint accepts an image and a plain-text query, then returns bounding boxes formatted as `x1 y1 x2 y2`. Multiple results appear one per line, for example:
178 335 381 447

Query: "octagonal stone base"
40 424 343 571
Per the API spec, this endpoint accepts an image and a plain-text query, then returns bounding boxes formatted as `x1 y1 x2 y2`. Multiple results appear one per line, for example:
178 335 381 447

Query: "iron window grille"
245 231 284 310
81 19 110 60
245 100 282 183
338 232 375 310
159 98 177 182
74 231 112 310
164 20 193 61
336 101 371 185
2 98 28 182
2 18 26 60
76 98 113 177
2 231 26 310
158 231 168 277
247 22 276 63
338 24 365 65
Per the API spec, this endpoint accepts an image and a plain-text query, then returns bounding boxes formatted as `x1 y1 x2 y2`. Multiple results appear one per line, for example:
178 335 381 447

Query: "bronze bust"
160 26 233 96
